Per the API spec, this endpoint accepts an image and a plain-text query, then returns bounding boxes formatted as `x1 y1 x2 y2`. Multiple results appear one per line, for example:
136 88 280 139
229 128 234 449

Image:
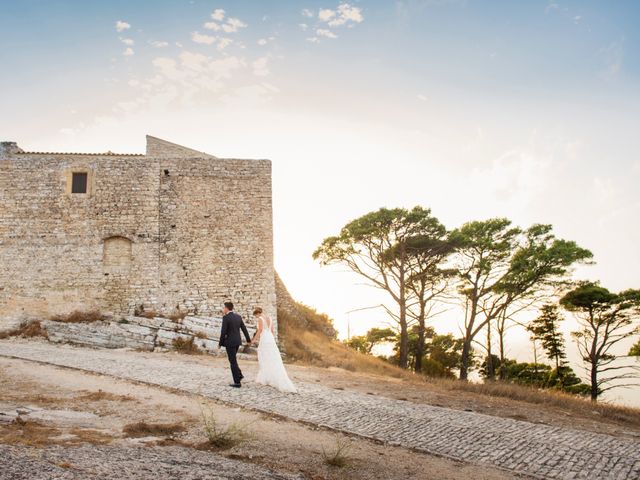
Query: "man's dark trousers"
219 310 251 385
226 345 242 384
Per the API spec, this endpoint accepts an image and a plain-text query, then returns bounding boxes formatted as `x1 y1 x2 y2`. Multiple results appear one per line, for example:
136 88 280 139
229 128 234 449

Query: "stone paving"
0 443 302 480
1 340 639 480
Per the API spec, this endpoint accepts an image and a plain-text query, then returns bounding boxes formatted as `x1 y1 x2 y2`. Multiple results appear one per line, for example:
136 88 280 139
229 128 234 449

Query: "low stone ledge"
39 315 257 355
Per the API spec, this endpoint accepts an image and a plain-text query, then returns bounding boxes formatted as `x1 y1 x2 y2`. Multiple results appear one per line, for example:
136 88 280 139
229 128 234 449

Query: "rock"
24 409 100 428
38 314 256 355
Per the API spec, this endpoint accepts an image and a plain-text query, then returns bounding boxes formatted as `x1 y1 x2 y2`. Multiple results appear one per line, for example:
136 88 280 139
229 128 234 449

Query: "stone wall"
0 136 275 332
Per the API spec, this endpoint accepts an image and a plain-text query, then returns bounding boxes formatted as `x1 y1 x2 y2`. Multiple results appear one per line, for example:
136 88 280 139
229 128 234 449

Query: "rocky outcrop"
41 315 257 355
275 272 307 328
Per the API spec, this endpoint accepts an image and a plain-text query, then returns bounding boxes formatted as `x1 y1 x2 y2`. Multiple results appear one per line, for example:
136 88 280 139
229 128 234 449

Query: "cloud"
115 20 131 32
257 36 275 46
417 94 428 101
192 31 216 45
211 9 225 21
223 17 247 33
204 21 221 31
316 29 338 39
573 15 582 24
252 57 269 76
120 37 134 46
150 41 169 48
317 3 363 27
217 38 233 51
123 47 135 56
305 3 363 42
205 16 247 34
302 8 315 18
328 3 363 27
318 9 336 22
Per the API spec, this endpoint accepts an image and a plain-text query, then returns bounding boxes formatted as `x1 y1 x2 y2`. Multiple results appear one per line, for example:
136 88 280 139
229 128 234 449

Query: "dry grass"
278 305 410 379
0 320 48 339
122 421 185 438
432 377 640 427
168 310 187 321
0 420 113 446
0 419 62 446
322 438 352 468
194 331 208 339
172 336 202 355
200 406 252 450
281 324 409 379
140 310 158 319
50 310 104 323
76 390 135 402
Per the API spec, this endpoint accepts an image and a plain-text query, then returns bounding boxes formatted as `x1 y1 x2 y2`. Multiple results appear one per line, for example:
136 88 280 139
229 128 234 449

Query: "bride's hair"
253 307 263 316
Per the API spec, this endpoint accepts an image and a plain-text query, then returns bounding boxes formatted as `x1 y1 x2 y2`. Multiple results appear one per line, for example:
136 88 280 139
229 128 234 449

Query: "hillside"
275 274 408 378
274 276 640 434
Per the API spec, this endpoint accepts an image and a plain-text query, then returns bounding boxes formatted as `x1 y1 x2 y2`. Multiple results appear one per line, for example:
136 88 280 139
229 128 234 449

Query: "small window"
71 172 88 194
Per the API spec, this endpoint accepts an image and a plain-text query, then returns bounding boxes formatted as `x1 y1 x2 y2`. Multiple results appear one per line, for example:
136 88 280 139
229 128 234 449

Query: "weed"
200 405 251 450
322 438 352 468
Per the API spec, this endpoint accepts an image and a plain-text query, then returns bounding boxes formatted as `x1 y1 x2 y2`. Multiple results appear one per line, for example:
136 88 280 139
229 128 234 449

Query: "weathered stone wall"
0 136 275 331
158 156 276 323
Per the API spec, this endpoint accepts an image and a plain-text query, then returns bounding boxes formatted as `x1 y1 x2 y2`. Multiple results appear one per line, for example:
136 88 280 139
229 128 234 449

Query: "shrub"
172 336 201 355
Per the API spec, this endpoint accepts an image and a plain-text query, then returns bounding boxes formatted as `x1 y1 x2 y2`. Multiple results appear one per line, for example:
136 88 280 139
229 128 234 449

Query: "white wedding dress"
255 315 297 393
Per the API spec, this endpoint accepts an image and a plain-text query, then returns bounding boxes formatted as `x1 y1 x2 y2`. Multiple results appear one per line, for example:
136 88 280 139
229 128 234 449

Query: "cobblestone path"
1 341 638 480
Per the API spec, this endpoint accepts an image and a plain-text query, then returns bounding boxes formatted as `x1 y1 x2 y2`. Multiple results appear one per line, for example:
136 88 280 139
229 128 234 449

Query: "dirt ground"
0 356 520 480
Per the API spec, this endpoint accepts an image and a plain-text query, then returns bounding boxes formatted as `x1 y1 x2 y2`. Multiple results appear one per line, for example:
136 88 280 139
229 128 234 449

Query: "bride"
251 307 297 393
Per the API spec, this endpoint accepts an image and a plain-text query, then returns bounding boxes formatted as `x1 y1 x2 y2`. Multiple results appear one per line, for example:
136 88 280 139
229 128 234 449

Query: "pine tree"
528 304 567 385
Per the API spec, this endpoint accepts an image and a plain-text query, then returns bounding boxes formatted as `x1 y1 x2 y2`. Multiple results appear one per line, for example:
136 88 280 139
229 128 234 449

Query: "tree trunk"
486 320 494 380
460 338 472 380
459 299 477 381
398 258 408 369
590 361 598 401
414 297 426 373
399 300 408 369
415 319 425 373
497 312 506 380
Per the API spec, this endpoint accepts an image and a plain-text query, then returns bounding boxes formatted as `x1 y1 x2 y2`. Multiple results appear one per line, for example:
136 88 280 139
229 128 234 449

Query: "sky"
1 0 639 402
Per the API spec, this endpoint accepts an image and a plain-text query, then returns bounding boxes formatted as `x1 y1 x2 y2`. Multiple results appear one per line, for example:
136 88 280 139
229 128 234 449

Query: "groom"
219 301 252 388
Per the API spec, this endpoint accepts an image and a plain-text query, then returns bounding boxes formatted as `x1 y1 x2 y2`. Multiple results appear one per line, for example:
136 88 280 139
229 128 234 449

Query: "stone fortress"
0 136 277 341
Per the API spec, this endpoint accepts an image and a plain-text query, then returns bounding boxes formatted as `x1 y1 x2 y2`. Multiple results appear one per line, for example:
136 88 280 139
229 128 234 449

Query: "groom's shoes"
239 375 244 381
229 383 241 388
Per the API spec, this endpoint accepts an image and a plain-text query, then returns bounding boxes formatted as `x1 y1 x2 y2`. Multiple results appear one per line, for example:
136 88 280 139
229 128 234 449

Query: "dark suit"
219 311 251 384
